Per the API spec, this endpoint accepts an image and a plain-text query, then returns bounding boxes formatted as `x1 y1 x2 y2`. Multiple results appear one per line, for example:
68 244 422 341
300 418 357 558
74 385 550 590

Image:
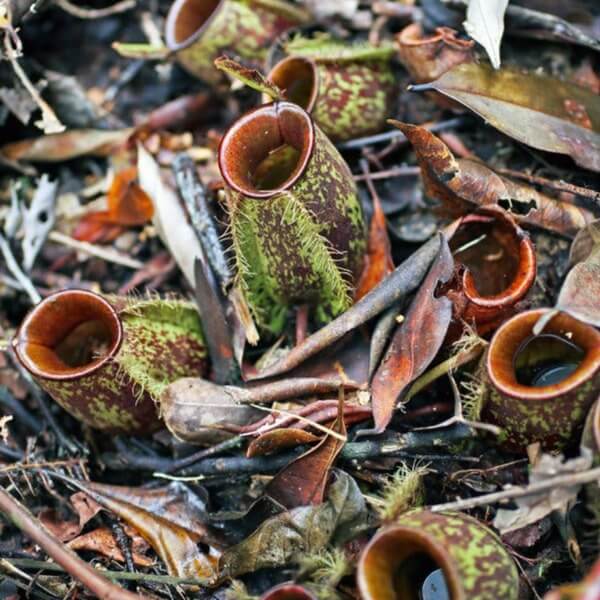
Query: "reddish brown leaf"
106 166 154 225
355 195 394 301
266 394 347 509
68 526 154 567
38 509 82 543
370 234 454 432
72 212 125 243
391 121 594 237
246 428 320 458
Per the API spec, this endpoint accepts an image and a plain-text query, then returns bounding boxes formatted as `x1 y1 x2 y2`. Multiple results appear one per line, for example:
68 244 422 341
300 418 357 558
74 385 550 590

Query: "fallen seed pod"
161 376 357 444
268 37 396 142
165 0 307 85
483 309 600 451
357 509 519 600
219 101 367 333
12 290 206 434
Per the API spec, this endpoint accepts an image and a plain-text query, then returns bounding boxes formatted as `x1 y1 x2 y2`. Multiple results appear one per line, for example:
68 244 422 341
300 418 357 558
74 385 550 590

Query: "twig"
0 386 43 433
3 31 65 134
54 0 136 19
0 485 148 599
0 232 41 304
4 558 211 586
429 466 600 513
48 231 144 269
495 167 600 206
336 117 465 150
353 166 421 182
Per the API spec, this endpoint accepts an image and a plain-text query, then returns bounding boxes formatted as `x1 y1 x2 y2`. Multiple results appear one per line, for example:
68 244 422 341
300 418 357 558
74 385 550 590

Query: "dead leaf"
106 167 154 225
413 63 600 172
463 0 509 69
219 470 367 578
493 450 593 534
266 393 347 508
537 220 600 330
246 428 320 457
391 121 594 237
54 475 222 581
214 56 283 100
0 129 133 163
68 527 154 567
137 143 202 287
355 195 394 301
38 509 82 543
369 234 454 433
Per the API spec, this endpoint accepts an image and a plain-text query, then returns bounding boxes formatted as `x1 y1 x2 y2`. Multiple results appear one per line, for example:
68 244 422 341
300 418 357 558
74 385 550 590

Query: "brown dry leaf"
106 166 154 225
0 128 133 163
58 476 222 581
68 527 154 567
355 195 394 301
247 428 320 458
369 234 454 433
415 63 600 172
392 121 594 237
266 394 347 509
38 509 82 543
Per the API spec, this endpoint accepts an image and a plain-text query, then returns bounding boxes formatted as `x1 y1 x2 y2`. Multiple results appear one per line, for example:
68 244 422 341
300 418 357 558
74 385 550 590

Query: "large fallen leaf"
392 121 594 237
218 470 367 578
0 128 133 163
138 143 202 287
463 0 508 68
54 475 222 581
266 395 347 508
493 450 593 534
413 63 600 172
369 234 454 433
355 195 394 301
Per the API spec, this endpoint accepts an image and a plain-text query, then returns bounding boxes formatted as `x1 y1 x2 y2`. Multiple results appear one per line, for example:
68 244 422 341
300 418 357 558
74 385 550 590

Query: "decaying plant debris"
0 0 599 599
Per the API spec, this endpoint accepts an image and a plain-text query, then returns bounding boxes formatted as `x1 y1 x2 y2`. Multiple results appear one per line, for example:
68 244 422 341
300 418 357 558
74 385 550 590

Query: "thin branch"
54 0 136 19
429 466 600 513
0 485 149 599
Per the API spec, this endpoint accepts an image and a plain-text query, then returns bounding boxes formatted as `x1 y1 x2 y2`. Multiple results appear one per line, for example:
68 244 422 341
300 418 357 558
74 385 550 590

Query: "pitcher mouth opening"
357 526 460 600
165 0 224 51
218 101 315 198
267 56 319 113
486 309 600 400
13 290 122 381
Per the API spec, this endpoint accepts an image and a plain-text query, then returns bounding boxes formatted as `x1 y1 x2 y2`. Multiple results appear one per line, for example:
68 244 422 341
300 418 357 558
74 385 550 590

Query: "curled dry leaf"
218 470 367 578
266 394 347 508
355 195 394 301
536 220 600 331
0 128 133 163
55 475 223 581
391 121 594 237
370 234 454 433
493 450 593 534
413 63 600 172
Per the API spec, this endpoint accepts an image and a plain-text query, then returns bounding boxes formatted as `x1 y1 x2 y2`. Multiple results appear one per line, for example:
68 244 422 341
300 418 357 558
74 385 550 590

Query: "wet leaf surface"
416 63 600 172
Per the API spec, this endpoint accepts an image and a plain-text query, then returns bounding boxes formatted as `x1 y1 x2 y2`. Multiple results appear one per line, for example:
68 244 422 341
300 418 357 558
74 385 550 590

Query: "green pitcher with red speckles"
165 0 308 85
12 290 206 434
219 100 367 334
267 36 396 142
357 509 519 600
